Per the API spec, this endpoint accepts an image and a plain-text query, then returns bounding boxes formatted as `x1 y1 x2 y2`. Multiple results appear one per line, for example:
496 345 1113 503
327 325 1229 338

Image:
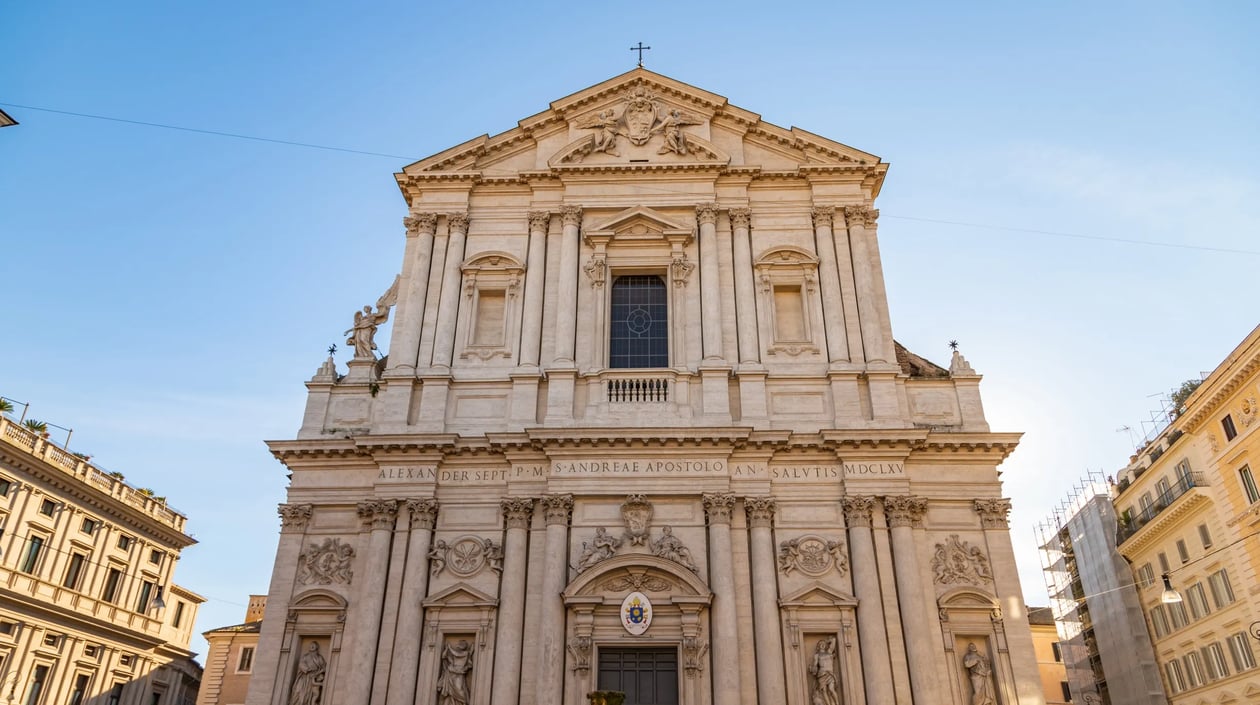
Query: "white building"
248 68 1045 705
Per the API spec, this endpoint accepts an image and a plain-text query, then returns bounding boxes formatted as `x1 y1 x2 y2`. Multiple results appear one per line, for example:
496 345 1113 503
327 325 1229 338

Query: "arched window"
609 275 668 368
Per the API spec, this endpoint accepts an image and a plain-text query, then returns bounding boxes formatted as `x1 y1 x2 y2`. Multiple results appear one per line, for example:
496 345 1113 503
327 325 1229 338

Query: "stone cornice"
523 427 754 449
1182 338 1260 431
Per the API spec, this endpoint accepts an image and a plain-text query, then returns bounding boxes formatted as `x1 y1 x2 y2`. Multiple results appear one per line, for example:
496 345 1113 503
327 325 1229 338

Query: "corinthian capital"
728 208 751 230
702 493 737 525
405 498 439 530
843 205 879 228
540 494 574 526
527 210 552 233
561 205 583 228
404 212 438 236
744 496 777 528
841 495 877 528
974 498 1012 529
501 497 536 529
446 211 470 233
278 503 312 532
357 499 399 531
696 202 718 226
882 496 928 528
811 206 835 230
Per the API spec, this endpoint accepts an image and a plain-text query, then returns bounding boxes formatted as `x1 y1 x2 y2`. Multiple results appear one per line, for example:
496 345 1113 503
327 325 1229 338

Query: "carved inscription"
551 459 725 476
843 462 905 477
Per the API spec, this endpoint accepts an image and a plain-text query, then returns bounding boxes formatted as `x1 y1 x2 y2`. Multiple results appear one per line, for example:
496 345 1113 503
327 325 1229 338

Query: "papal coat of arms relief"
571 87 707 161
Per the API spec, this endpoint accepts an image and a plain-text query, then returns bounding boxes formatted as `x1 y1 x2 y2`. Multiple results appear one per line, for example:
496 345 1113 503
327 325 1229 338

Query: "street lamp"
1159 574 1182 604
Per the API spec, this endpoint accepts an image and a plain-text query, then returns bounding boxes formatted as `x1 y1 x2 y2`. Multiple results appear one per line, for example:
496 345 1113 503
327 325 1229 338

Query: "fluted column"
729 208 760 364
245 505 311 705
491 498 536 705
345 500 399 705
697 203 724 361
842 495 896 704
384 499 438 705
884 496 939 704
387 213 438 371
745 496 787 701
843 206 891 365
431 212 469 368
811 206 850 363
702 493 743 705
535 494 574 705
519 212 550 367
553 206 582 365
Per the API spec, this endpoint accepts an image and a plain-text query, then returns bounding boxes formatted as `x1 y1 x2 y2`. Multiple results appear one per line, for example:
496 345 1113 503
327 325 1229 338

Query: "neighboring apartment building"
198 596 266 705
1027 606 1070 705
0 108 16 128
247 68 1047 705
1038 479 1166 705
0 412 204 705
1113 323 1260 703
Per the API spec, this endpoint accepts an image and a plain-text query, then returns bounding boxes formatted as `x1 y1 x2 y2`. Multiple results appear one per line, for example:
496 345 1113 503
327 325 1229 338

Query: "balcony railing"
605 374 670 403
1117 472 1206 544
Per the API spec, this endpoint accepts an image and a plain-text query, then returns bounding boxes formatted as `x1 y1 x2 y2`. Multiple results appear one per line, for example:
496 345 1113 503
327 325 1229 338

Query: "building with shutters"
0 412 203 705
247 68 1045 705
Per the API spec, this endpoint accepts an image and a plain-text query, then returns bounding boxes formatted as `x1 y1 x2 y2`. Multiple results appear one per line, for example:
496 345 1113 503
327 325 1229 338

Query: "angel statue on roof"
344 276 399 359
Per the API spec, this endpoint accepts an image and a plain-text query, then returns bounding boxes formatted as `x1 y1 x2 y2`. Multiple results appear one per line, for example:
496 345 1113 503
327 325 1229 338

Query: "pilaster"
384 498 438 705
841 495 896 705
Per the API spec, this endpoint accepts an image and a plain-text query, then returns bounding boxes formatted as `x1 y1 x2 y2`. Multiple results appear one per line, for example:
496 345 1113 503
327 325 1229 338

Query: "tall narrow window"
1222 414 1238 441
1186 582 1212 620
63 553 86 590
1198 523 1212 548
25 664 49 705
1240 465 1259 504
106 684 123 705
609 275 668 369
102 567 123 604
69 674 91 705
1208 568 1235 608
472 290 507 346
173 601 185 628
772 285 807 341
237 646 255 673
1175 539 1190 563
1229 631 1257 671
136 580 155 613
20 535 45 574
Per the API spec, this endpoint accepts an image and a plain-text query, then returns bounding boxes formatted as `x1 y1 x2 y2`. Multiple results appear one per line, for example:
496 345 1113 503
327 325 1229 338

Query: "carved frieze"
358 500 399 531
973 499 1012 529
297 538 354 585
778 535 848 577
841 496 876 528
577 527 622 573
651 526 698 573
429 536 503 578
883 496 928 528
1240 396 1257 428
278 503 312 532
620 494 653 546
702 493 737 525
501 497 535 529
931 534 993 585
406 498 439 530
603 571 673 593
569 87 712 161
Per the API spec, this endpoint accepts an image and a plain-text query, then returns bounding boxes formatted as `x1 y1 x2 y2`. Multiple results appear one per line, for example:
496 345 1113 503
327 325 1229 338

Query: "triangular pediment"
779 582 858 607
585 206 692 242
422 582 497 608
396 68 887 199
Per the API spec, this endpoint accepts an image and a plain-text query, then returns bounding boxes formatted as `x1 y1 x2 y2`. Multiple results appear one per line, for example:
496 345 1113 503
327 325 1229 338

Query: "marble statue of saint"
808 636 840 705
963 643 995 705
344 304 390 359
288 642 326 705
577 527 621 572
651 526 697 572
436 639 473 705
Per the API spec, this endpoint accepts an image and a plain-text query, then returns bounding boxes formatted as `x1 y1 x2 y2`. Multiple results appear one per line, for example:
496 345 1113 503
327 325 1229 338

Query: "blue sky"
2 2 1257 658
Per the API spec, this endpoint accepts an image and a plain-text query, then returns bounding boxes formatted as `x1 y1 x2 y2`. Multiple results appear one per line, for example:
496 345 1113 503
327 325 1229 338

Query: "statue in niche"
288 642 327 705
808 637 840 705
436 639 473 705
963 643 995 705
651 526 697 573
654 108 703 155
577 527 622 572
343 278 399 360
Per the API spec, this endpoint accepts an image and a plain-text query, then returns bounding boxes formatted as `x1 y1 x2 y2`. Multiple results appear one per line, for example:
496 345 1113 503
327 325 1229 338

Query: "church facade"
246 69 1045 705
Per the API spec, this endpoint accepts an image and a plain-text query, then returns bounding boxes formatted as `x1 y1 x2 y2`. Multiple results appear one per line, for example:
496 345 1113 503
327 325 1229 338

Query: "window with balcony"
1240 465 1259 504
609 275 669 369
1155 476 1171 497
1222 414 1238 441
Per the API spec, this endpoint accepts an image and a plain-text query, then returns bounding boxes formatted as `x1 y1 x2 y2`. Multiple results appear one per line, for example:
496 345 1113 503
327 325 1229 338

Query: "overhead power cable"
4 100 1257 257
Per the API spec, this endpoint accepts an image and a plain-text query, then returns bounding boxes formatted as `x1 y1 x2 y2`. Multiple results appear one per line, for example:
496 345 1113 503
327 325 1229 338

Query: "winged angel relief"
575 88 704 156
